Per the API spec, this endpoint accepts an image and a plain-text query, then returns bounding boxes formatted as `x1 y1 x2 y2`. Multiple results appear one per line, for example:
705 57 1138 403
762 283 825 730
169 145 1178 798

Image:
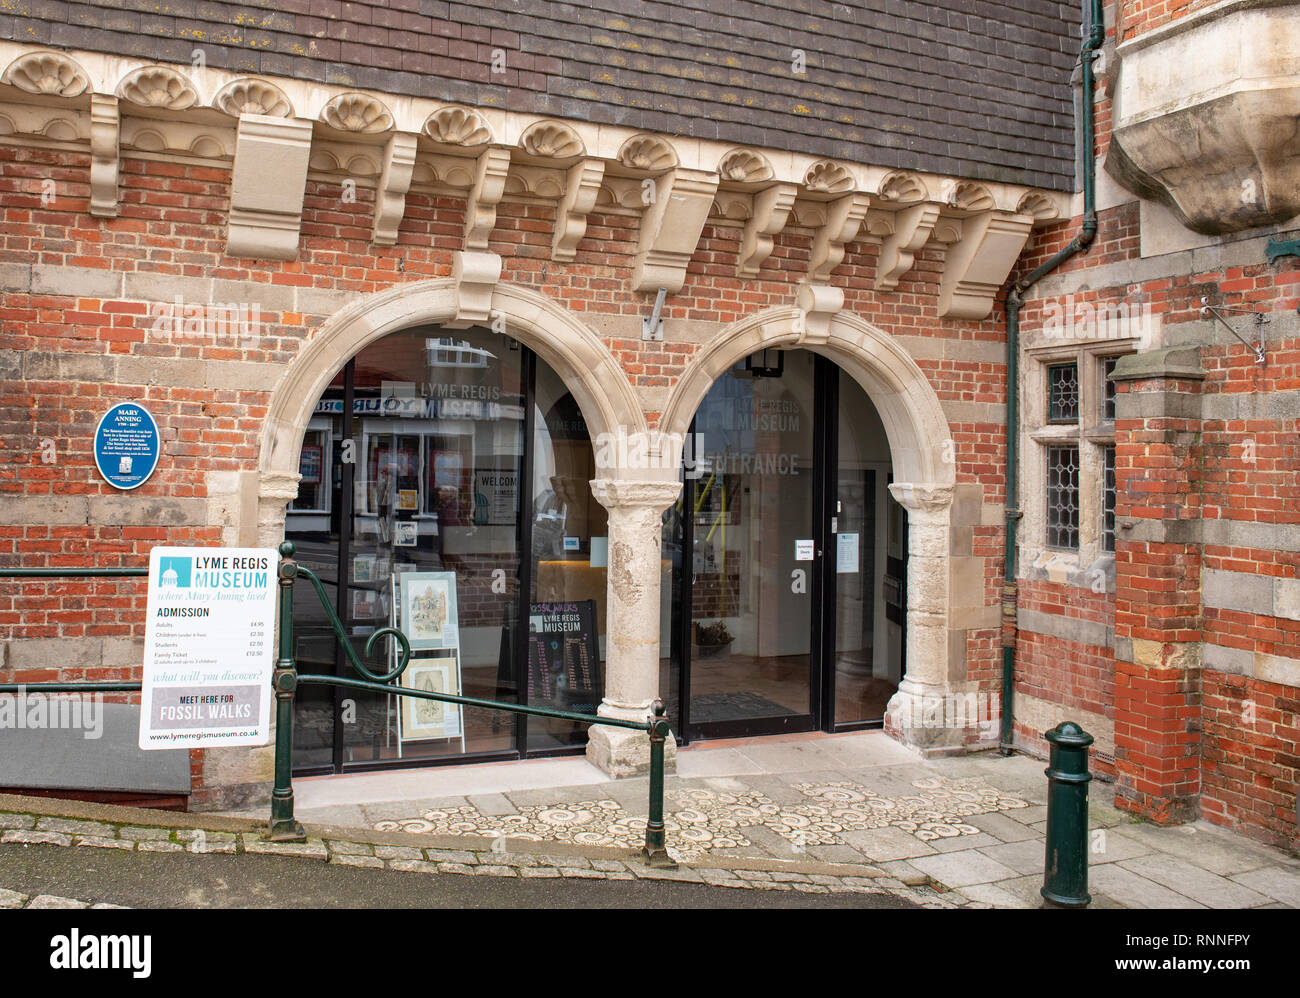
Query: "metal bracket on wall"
641 287 666 341
1200 297 1267 365
1265 237 1300 265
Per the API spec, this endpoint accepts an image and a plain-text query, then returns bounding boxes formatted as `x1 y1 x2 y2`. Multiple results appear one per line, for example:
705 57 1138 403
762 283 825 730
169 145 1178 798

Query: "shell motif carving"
116 67 199 110
803 160 854 194
520 121 584 160
950 181 995 212
618 135 677 172
3 52 90 98
423 106 492 146
1016 190 1059 221
321 93 394 133
718 148 773 184
213 79 293 118
877 170 927 203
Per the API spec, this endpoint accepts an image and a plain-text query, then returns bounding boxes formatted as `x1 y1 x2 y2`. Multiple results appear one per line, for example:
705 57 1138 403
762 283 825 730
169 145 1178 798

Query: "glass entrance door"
670 350 904 742
683 351 817 737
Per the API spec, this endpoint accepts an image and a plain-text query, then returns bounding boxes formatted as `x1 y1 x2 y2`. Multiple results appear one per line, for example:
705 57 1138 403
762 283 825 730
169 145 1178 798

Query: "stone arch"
659 306 954 488
659 305 966 753
256 278 644 542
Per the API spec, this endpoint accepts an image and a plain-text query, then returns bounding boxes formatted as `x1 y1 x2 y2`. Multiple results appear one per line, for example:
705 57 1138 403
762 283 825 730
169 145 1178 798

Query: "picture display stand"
392 571 466 754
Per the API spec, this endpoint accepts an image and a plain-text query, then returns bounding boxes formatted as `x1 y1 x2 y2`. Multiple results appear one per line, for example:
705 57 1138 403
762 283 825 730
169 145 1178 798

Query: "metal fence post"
1041 721 1093 908
265 541 307 842
640 699 676 868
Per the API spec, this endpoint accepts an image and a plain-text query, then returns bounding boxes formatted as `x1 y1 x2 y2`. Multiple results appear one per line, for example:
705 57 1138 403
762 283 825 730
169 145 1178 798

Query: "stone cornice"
0 40 1066 317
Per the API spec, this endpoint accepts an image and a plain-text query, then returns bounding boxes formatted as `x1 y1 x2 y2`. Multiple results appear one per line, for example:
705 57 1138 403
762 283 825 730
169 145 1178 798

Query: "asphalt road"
0 843 917 909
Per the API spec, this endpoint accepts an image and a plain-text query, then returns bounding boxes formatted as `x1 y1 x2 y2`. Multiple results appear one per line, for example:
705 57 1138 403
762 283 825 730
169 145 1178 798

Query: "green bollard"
1041 721 1093 908
640 700 677 869
265 541 307 842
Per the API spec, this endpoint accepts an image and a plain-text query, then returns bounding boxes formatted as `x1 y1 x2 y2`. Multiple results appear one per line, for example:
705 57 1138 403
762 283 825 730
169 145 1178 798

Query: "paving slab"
1110 821 1285 877
840 827 939 861
965 811 1041 843
927 832 1001 853
977 839 1046 876
1088 864 1207 909
909 849 1021 888
1228 866 1300 907
1116 854 1274 908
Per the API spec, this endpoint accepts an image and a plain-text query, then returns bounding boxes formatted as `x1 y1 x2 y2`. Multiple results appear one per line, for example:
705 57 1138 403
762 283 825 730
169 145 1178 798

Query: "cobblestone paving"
0 809 964 908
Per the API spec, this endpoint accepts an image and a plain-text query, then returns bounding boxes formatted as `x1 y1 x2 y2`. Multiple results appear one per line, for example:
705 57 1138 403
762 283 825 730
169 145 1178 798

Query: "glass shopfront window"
286 326 606 773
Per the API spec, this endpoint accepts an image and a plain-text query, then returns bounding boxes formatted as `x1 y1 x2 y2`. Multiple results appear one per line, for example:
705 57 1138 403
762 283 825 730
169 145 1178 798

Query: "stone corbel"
738 182 797 277
552 158 605 262
88 94 120 219
874 202 940 291
808 192 871 283
372 132 418 246
794 284 844 345
463 147 511 251
936 211 1034 320
631 167 719 294
226 114 313 260
447 250 501 328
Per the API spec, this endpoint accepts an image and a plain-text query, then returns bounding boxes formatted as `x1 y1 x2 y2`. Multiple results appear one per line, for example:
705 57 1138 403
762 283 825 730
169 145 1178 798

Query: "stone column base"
883 683 987 757
586 714 678 778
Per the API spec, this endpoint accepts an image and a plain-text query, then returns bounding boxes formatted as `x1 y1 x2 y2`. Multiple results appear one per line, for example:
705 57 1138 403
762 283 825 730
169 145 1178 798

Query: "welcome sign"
138 547 278 750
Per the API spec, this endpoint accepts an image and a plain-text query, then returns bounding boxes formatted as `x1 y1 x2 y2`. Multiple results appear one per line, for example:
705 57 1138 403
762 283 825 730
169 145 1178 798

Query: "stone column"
586 478 683 777
883 483 961 753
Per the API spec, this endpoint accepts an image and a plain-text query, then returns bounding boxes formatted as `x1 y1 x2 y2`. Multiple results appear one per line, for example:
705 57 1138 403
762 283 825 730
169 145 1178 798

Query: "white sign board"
836 532 860 574
139 547 277 750
795 539 815 561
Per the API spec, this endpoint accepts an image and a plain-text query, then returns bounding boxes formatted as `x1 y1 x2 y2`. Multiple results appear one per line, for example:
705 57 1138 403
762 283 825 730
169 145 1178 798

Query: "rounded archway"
660 307 963 752
259 279 645 517
659 306 954 489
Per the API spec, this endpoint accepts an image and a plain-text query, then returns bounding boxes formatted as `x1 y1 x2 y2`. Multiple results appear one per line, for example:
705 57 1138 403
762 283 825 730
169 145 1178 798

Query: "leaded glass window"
1102 445 1116 552
1102 357 1118 421
1048 363 1079 422
1047 445 1080 549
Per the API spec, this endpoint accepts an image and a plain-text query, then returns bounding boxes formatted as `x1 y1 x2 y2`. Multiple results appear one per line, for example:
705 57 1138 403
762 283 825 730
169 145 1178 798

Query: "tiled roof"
2 0 1081 189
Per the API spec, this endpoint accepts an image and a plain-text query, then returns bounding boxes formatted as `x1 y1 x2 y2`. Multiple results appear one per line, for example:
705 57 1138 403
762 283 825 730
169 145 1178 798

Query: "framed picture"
394 521 418 547
399 653 462 741
352 553 376 583
351 589 379 619
399 571 458 651
298 443 323 484
397 488 419 511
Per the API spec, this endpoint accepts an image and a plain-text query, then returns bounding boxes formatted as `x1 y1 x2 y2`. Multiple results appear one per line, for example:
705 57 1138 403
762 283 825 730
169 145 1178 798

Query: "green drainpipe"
1000 0 1104 755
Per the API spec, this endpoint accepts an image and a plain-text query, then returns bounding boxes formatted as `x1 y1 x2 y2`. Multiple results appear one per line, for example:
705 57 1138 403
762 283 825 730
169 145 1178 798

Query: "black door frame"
293 336 595 777
676 352 845 744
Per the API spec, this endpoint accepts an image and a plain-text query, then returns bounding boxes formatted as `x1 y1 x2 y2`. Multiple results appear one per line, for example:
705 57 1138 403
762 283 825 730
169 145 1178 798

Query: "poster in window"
399 654 462 741
399 571 459 651
298 443 323 485
527 601 601 716
473 469 518 525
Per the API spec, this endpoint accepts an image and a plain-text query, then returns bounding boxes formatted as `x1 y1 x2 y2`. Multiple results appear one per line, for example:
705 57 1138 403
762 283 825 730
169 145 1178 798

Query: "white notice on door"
836 532 860 574
139 547 278 750
795 539 815 561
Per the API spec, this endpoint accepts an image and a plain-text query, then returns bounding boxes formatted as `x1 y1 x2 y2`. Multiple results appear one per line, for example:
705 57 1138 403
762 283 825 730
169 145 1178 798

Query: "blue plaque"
93 403 161 490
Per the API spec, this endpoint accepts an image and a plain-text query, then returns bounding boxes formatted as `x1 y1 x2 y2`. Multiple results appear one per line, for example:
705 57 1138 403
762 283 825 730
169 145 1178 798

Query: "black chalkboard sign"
527 600 602 715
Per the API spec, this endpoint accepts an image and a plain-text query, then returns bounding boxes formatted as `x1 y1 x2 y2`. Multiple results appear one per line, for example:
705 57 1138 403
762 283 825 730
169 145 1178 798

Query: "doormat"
689 691 799 724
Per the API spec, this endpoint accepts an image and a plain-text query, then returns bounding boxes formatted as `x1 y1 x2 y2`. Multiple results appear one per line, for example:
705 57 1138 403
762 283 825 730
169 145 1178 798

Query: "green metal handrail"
0 546 677 867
